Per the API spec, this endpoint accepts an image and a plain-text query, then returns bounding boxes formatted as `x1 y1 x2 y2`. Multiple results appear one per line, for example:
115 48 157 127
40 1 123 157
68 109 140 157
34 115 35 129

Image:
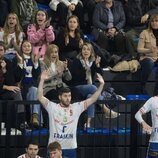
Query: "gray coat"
92 1 125 40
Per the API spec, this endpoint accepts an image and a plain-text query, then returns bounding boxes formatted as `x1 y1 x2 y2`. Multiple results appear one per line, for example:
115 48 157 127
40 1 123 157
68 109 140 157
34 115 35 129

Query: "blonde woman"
40 44 72 100
69 42 119 128
0 12 24 61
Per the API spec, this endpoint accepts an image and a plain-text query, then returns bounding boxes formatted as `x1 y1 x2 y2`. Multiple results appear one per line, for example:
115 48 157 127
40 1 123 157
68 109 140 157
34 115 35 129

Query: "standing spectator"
27 9 55 59
49 0 84 29
37 71 104 158
135 96 158 158
48 141 62 158
92 0 126 55
137 14 158 95
17 140 41 158
56 15 83 61
16 40 43 127
125 0 158 57
0 13 24 61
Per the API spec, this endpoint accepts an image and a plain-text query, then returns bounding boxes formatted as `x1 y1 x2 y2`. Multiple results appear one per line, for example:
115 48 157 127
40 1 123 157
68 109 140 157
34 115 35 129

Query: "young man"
135 96 158 158
37 70 105 158
17 140 41 158
48 141 62 158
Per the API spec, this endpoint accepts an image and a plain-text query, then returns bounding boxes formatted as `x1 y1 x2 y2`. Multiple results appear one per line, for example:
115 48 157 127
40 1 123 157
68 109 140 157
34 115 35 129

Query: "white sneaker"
10 128 22 135
84 123 91 129
0 128 22 135
1 128 6 135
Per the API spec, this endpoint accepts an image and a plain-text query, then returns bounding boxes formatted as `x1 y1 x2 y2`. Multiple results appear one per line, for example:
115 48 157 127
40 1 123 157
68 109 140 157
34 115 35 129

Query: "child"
16 40 43 127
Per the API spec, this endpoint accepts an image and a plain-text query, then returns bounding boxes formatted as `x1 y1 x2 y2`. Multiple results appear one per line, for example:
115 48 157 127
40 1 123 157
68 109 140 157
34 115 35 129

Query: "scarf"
79 57 93 84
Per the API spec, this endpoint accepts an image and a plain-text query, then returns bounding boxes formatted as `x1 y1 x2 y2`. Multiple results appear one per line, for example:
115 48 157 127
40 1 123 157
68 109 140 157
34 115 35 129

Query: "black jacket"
69 58 102 86
0 58 22 93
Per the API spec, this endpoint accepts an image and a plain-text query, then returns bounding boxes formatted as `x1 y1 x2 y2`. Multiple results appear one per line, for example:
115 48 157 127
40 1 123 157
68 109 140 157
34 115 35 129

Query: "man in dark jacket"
92 0 126 55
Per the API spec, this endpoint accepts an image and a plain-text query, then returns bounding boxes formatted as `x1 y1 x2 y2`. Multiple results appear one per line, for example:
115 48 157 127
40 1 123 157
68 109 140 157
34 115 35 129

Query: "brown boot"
31 113 39 127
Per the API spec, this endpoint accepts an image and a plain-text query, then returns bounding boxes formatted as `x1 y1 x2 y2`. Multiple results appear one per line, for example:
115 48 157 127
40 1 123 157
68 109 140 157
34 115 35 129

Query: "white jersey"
17 154 41 158
45 101 86 149
136 96 158 143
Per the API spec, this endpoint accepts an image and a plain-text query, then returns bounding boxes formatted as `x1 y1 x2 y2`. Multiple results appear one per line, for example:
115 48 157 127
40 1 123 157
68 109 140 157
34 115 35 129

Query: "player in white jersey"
135 96 158 158
17 140 41 158
37 70 105 158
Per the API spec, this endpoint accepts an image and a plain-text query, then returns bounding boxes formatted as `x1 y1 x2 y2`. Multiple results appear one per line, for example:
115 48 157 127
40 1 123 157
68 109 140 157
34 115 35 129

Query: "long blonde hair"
44 44 62 68
3 13 22 45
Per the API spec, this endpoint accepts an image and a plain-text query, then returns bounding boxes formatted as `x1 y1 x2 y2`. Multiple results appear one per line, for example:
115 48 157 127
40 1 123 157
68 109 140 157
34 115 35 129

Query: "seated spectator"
49 0 84 29
17 139 41 158
40 44 72 127
69 42 119 127
0 13 24 61
48 141 62 158
125 0 158 57
10 0 38 33
92 0 126 55
16 40 43 127
81 0 103 33
27 9 55 59
56 15 83 61
40 44 72 100
137 14 158 95
0 41 25 130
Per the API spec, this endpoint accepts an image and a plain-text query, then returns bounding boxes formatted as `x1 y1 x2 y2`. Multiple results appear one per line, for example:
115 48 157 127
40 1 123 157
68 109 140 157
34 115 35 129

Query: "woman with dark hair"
56 15 83 61
27 9 55 59
137 14 158 94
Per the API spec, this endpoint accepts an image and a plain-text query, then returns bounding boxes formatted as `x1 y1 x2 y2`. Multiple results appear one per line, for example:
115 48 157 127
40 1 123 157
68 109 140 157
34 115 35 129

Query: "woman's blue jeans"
75 84 104 118
140 58 158 95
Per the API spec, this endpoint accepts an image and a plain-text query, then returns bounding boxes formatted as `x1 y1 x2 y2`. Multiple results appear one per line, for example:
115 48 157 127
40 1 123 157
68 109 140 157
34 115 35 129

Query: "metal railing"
0 100 150 158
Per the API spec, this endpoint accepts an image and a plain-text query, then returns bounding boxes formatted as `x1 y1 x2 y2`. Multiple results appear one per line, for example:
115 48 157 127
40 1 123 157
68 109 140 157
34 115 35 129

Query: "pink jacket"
27 24 55 57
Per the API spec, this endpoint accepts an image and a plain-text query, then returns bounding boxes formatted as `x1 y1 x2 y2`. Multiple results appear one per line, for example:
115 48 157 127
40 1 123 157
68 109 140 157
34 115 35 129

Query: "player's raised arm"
84 73 105 109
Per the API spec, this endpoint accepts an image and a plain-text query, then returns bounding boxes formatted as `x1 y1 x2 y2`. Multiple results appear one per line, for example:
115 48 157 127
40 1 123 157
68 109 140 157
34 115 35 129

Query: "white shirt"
17 154 41 158
0 31 23 54
135 96 158 143
45 101 86 149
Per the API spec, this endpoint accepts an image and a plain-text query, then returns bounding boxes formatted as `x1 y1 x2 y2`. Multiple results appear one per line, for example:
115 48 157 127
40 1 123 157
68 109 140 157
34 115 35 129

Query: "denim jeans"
26 86 43 124
75 84 104 118
140 58 158 94
147 142 158 158
3 53 16 61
